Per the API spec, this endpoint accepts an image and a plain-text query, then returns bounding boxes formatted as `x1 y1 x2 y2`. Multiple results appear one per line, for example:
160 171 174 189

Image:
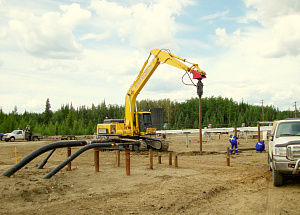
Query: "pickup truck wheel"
10 137 15 142
273 168 284 186
33 137 38 141
268 153 272 171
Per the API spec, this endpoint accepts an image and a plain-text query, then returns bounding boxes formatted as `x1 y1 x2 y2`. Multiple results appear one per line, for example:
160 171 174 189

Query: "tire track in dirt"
266 179 277 215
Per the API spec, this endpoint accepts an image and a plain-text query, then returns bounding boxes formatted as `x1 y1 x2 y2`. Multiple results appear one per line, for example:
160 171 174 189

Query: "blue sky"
0 0 299 113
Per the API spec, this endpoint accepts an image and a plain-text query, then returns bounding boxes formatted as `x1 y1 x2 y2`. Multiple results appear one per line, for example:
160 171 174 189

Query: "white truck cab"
4 130 24 142
268 118 300 186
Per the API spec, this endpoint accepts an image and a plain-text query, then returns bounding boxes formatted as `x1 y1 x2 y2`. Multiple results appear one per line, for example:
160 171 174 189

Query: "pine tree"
44 98 53 125
66 107 76 129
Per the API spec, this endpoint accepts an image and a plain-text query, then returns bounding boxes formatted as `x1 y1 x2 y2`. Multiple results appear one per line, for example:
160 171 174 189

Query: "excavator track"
160 140 169 151
138 140 148 151
139 137 169 151
97 136 169 152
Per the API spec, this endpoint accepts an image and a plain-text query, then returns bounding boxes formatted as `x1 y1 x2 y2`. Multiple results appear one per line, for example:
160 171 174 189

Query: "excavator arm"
150 49 206 79
125 48 206 133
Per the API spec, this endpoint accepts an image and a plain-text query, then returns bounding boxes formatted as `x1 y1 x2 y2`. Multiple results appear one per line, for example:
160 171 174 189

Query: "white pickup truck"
268 118 300 186
3 129 42 142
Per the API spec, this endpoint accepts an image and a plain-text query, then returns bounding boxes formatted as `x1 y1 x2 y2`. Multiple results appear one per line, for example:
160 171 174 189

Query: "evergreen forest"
0 97 297 136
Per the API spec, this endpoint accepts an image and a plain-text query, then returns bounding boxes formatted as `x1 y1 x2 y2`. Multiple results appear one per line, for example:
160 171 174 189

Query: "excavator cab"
136 112 156 135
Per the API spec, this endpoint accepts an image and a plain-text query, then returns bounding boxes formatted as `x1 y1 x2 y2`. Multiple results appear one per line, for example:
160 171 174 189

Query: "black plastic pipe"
1 140 88 177
1 139 111 177
43 141 140 179
43 142 112 179
37 149 56 169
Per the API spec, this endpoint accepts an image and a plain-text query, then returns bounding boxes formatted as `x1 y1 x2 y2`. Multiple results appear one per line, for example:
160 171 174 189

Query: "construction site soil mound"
1 133 299 214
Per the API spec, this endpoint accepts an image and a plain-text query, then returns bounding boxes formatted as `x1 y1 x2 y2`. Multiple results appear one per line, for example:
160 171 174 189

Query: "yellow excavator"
97 48 206 151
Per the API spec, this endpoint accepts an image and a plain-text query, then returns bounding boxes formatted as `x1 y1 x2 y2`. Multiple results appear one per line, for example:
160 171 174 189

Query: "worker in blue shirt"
229 134 238 154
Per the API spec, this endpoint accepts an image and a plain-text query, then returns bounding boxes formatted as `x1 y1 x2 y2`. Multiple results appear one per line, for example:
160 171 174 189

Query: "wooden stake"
149 149 153 169
67 147 71 171
258 123 261 142
226 147 230 167
94 148 99 172
15 147 17 164
158 155 161 164
169 152 172 165
116 150 120 167
125 148 130 176
174 155 178 168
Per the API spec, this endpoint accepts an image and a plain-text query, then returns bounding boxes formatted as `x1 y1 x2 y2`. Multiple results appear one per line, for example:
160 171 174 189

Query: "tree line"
0 97 296 136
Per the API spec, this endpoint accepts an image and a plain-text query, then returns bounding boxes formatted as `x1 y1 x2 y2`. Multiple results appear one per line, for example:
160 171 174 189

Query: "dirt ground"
0 132 299 215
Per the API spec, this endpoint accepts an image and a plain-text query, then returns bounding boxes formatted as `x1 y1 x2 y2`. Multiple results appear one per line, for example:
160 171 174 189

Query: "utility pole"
296 102 298 118
261 100 264 121
197 80 204 155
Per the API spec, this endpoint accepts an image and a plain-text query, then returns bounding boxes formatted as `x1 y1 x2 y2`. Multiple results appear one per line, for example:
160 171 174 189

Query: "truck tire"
10 137 15 142
268 153 272 171
273 168 284 186
33 136 38 141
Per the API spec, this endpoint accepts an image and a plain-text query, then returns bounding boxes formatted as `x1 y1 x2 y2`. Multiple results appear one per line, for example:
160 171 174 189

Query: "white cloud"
200 10 229 21
0 28 8 39
59 4 91 28
258 15 300 57
89 0 192 50
0 0 299 114
202 41 300 110
244 0 300 26
243 0 300 57
216 1 300 57
215 28 241 47
0 46 150 113
79 32 110 41
20 99 45 112
89 0 132 21
7 3 91 59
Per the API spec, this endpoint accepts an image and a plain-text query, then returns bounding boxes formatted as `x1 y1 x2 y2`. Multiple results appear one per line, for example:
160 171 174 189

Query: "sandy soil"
0 133 299 215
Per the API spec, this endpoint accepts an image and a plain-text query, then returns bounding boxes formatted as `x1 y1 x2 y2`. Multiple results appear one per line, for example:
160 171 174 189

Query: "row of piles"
66 147 179 176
